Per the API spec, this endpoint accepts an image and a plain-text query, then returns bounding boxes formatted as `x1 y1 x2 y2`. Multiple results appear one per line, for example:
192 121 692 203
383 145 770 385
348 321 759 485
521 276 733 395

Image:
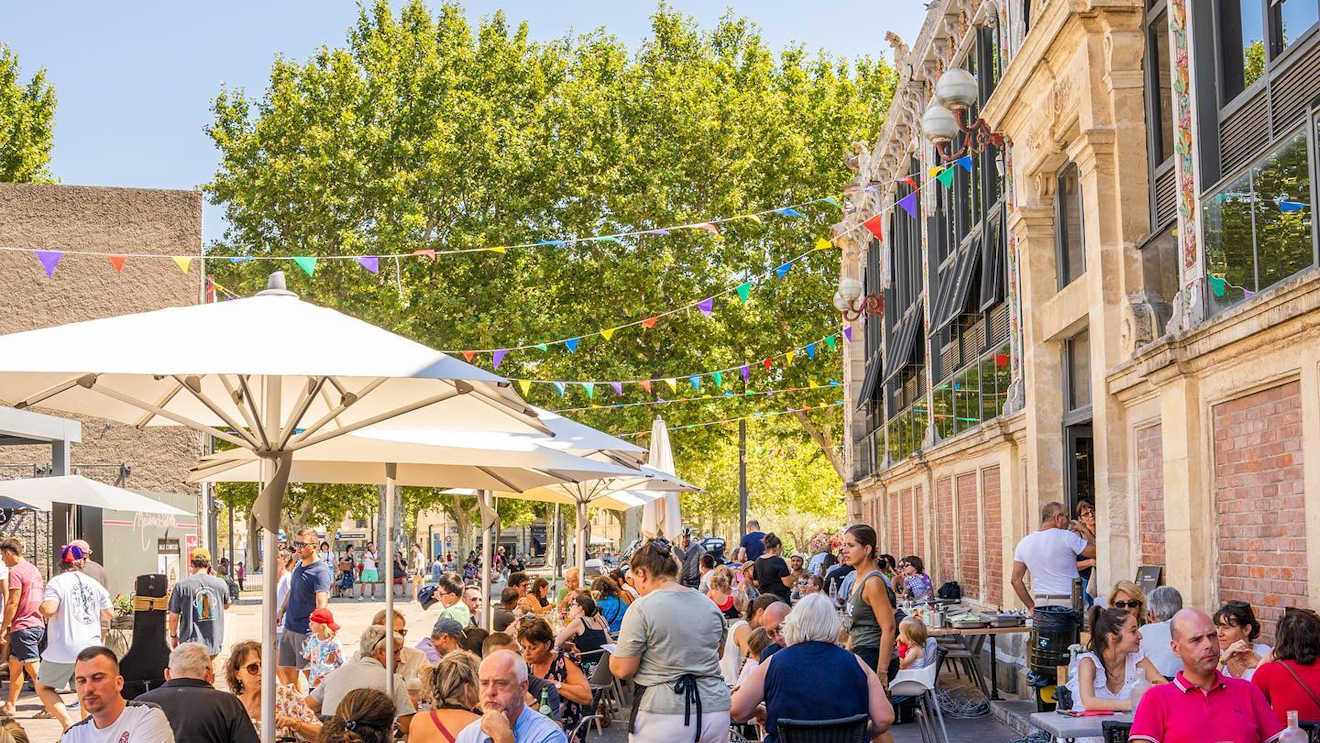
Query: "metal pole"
480 489 493 629
259 375 281 743
576 500 588 578
738 419 748 538
228 496 235 567
384 463 397 701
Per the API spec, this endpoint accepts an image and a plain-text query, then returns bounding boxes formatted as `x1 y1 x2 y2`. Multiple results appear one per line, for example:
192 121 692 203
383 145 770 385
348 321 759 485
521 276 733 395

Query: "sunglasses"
243 662 260 675
292 541 313 549
1113 600 1143 609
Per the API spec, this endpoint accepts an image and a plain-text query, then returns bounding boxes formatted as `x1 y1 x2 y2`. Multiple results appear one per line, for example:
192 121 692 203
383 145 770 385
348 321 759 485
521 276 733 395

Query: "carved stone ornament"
1003 377 1025 415
1120 296 1157 356
1164 280 1203 338
846 140 875 177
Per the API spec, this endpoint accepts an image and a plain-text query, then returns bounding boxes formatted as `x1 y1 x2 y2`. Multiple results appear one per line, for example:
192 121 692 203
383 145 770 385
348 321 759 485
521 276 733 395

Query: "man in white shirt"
1010 501 1095 610
60 646 174 742
307 624 415 736
1139 585 1185 678
38 544 113 730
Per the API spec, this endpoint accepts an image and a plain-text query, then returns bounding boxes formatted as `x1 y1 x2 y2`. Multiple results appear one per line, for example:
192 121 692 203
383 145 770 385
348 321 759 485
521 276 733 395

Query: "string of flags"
549 380 842 413
616 401 845 438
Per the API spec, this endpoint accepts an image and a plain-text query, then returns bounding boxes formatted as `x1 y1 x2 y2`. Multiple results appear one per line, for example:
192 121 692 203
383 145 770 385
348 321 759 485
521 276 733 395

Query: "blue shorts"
9 627 42 662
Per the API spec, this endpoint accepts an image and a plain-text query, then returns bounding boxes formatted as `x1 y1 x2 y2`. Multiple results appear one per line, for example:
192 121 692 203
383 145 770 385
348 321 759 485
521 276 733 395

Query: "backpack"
937 581 962 600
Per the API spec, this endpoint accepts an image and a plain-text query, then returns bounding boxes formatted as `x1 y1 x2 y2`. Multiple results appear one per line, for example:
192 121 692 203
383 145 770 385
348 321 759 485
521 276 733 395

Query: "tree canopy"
205 1 894 532
0 43 56 183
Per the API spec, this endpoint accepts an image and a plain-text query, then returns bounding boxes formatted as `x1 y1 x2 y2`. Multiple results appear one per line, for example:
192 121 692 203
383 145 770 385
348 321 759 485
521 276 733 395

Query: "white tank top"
721 619 748 686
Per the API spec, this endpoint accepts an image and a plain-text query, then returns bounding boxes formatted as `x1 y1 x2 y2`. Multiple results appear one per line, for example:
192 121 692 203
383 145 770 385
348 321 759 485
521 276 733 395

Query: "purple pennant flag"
492 349 507 370
696 297 715 316
610 381 623 396
898 192 918 218
355 256 380 274
843 326 853 341
34 250 62 278
740 364 750 381
644 229 671 236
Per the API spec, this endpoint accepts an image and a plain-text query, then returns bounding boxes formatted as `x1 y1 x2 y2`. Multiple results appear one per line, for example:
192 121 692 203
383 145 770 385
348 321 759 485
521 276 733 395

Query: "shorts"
36 660 75 689
10 627 42 662
360 568 379 583
277 629 310 669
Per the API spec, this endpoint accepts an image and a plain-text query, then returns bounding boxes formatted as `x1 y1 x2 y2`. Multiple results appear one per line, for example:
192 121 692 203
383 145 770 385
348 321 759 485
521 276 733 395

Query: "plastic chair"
890 651 949 743
1100 720 1132 743
570 714 605 741
585 650 624 733
776 713 871 743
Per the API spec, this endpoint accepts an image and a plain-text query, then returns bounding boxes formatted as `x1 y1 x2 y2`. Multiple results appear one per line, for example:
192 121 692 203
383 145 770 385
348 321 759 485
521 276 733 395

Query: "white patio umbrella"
0 474 191 516
0 272 550 742
639 417 684 539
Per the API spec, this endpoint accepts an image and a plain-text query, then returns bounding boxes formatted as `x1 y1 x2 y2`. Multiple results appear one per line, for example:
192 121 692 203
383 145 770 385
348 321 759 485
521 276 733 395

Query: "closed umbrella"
639 417 684 539
0 272 548 742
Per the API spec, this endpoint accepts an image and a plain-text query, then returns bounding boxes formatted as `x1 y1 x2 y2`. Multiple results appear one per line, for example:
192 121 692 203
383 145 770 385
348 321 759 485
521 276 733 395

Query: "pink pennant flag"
492 349 507 370
696 297 715 316
355 256 380 274
609 381 623 396
639 380 653 393
694 223 719 234
34 250 62 278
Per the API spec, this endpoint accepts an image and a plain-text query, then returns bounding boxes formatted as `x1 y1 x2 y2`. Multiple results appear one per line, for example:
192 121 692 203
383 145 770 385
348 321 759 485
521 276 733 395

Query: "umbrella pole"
576 500 588 580
260 375 285 743
480 489 492 629
384 464 397 701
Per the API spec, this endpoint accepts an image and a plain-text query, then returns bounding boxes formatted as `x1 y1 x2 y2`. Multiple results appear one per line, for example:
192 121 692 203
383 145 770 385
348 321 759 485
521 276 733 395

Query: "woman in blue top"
731 593 894 743
591 575 628 634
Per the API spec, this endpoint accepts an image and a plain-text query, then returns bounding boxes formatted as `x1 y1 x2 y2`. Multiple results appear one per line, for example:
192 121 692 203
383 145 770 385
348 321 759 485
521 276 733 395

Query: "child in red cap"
303 607 342 688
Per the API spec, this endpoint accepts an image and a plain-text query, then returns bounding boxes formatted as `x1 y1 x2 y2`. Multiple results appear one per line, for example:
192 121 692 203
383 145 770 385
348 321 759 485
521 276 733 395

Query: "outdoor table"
927 624 1030 700
1028 710 1132 742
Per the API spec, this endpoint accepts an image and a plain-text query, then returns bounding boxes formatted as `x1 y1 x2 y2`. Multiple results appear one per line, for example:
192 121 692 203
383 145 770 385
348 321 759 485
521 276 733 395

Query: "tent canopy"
0 475 190 516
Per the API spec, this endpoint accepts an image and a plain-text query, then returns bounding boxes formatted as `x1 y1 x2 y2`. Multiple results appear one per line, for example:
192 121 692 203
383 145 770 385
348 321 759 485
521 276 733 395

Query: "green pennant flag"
935 167 956 188
735 282 752 303
293 256 318 276
822 196 840 207
824 334 837 351
535 343 549 352
712 370 723 388
582 382 595 399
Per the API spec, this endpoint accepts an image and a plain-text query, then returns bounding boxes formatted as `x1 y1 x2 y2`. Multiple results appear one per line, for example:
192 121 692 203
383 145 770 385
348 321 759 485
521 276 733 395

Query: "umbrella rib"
83 383 255 449
9 374 95 410
274 376 327 451
218 374 264 439
170 375 259 446
476 466 521 492
466 387 554 436
286 389 460 451
293 377 386 444
132 380 185 428
235 375 272 450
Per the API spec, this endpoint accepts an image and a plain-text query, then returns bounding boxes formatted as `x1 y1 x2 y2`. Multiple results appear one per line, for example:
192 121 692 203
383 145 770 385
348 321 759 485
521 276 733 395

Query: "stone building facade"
0 183 206 594
839 0 1320 661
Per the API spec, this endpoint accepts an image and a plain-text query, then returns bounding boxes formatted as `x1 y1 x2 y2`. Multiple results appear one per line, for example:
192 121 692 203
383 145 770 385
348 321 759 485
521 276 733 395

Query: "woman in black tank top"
555 593 612 657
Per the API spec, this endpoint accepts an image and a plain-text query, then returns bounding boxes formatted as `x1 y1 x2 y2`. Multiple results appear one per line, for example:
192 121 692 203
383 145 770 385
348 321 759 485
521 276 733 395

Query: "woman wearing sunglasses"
1106 581 1147 625
227 639 322 741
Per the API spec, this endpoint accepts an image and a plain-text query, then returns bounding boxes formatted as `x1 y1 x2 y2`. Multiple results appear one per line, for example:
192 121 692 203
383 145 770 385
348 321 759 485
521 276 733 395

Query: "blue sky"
3 2 925 244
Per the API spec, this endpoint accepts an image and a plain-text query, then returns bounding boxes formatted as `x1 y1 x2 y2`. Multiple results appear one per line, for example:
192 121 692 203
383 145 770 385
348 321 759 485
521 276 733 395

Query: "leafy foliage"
0 43 56 183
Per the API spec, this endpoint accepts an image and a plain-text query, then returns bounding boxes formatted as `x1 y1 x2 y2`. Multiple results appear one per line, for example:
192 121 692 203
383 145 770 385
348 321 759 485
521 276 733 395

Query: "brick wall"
956 472 980 599
936 476 954 584
889 489 903 556
982 466 1002 606
1136 424 1165 567
1213 381 1307 641
900 487 914 559
912 484 925 560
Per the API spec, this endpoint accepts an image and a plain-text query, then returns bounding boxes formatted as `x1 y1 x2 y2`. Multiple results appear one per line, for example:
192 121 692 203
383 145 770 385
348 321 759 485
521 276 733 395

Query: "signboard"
158 538 181 587
1135 565 1163 596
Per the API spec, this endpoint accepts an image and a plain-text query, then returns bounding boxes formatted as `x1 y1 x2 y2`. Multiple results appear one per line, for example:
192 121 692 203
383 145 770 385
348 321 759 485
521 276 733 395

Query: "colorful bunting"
517 379 532 396
763 358 773 372
552 382 566 396
642 316 658 329
582 382 595 399
564 338 580 353
696 297 715 316
956 155 974 172
903 176 919 191
34 250 62 278
712 371 723 388
173 256 192 274
693 223 719 234
1210 275 1227 297
689 375 701 392
108 255 126 273
355 256 380 274
936 168 956 187
824 334 836 351
665 378 678 392
640 380 653 393
535 343 549 352
844 326 853 341
785 350 796 365
775 262 792 278
898 192 918 218
600 327 616 341
775 207 805 218
928 166 945 178
610 381 623 396
814 238 834 251
822 196 841 207
735 282 752 303
740 365 751 381
863 215 884 241
487 247 507 254
412 249 437 260
492 349 507 370
462 350 477 362
536 240 567 247
228 257 254 264
805 342 816 360
1280 200 1307 212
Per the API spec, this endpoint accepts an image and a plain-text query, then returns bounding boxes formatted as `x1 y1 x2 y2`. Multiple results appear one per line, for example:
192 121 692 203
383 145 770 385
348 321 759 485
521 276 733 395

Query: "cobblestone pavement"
13 593 1021 742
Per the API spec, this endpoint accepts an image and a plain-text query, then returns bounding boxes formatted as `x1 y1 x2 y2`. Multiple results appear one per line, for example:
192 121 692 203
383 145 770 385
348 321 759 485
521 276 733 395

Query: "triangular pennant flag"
775 262 792 279
535 240 567 247
689 375 701 392
739 365 750 382
898 192 918 218
956 155 974 172
809 379 820 388
696 297 715 316
640 380 653 393
823 196 840 207
785 350 796 365
744 215 763 224
775 207 805 218
694 223 719 234
516 379 532 395
34 250 62 278
487 247 507 254
1210 275 1227 298
462 350 477 362
863 215 884 241
805 343 817 360
564 338 580 353
829 379 842 386
355 256 380 274
643 229 671 236
582 382 595 399
227 256 254 263
936 167 956 187
552 382 566 396
172 256 192 274
292 256 317 276
600 327 616 341
928 166 944 178
642 316 658 329
712 371 723 388
596 236 623 244
535 343 549 352
903 176 919 191
664 378 678 392
492 349 507 370
107 255 126 273
735 282 752 303
412 249 437 260
609 381 623 396
843 326 853 341
763 358 773 372
824 334 837 351
814 238 834 251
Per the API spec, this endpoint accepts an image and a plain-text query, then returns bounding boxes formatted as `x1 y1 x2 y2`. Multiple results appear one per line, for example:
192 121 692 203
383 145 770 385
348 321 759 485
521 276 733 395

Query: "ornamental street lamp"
922 67 1005 162
833 277 884 321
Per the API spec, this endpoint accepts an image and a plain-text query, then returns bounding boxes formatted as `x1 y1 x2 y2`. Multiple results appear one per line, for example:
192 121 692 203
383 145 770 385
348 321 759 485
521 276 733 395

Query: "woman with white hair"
730 593 894 743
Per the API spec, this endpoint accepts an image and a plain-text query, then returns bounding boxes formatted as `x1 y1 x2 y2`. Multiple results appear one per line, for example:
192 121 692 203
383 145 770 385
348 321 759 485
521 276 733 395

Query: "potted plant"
110 594 134 630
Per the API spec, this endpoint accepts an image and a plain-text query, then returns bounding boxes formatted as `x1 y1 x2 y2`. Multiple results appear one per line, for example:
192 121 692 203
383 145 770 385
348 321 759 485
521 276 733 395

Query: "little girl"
897 616 928 670
735 627 772 689
303 607 343 688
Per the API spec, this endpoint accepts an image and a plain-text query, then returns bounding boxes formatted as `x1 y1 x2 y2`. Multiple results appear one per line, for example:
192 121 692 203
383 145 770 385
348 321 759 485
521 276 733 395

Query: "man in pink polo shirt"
1130 607 1283 743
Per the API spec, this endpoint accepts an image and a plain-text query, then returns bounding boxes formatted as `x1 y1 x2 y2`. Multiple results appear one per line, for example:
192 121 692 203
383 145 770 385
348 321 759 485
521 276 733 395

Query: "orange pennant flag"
412 249 436 260
642 316 658 329
462 350 476 362
108 255 126 273
639 380 653 393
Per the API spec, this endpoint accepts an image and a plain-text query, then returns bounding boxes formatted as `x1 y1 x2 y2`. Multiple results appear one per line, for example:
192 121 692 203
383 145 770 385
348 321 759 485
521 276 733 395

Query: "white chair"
889 653 949 743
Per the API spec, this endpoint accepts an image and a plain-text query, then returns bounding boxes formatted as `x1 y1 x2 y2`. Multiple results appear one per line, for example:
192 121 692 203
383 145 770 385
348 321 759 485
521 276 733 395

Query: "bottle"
829 580 839 606
1280 710 1307 743
538 686 553 718
1130 677 1150 711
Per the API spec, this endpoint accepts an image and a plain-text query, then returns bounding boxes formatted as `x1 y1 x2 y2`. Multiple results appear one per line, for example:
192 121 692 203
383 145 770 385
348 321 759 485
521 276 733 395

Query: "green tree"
206 1 892 525
0 43 55 183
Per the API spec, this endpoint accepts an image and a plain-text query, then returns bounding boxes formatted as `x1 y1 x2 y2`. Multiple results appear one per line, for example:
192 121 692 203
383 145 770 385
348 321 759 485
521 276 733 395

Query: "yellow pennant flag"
785 350 796 365
173 256 192 274
809 379 820 388
814 238 834 251
664 378 678 392
600 327 616 341
928 166 944 178
488 246 507 254
517 379 532 396
744 215 763 224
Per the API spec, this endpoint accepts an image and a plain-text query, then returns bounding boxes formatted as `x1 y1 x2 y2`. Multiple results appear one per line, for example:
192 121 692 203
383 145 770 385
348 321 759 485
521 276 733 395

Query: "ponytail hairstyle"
316 688 395 743
1087 606 1132 658
844 524 878 565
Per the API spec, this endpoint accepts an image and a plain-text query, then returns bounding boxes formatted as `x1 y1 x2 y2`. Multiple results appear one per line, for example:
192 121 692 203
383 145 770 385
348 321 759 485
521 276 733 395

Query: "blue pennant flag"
552 382 566 396
775 262 792 278
564 338 580 353
536 239 568 247
956 155 974 172
805 343 817 360
775 207 805 218
689 375 701 392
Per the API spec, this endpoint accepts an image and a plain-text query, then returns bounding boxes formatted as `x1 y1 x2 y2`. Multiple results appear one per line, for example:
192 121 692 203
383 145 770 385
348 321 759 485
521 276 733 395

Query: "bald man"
758 601 792 662
1129 608 1282 743
455 650 566 743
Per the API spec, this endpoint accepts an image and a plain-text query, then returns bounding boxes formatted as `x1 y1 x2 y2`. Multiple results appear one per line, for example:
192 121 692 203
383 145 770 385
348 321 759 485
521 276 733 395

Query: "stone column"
1158 375 1213 609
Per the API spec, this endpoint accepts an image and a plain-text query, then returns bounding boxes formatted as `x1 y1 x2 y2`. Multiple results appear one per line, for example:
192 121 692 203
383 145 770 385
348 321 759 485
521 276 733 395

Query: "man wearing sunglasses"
276 527 331 685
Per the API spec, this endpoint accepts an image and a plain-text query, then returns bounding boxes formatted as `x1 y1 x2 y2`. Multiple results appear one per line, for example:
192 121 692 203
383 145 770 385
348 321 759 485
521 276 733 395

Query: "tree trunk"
793 410 847 481
246 512 260 575
446 496 473 562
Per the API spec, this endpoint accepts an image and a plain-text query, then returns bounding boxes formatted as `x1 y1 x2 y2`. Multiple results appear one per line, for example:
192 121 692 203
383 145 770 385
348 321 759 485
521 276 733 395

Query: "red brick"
957 473 979 600
982 466 1002 606
1137 424 1165 568
937 476 954 584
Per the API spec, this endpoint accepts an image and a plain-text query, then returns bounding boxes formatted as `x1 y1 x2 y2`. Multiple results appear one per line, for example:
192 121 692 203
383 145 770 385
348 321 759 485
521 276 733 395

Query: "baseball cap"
189 547 212 563
70 539 92 555
309 607 340 631
431 616 464 639
61 544 86 563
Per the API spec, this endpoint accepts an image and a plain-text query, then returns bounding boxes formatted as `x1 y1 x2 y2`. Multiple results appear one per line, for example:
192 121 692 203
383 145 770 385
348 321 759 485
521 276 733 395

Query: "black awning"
979 220 1005 311
933 236 982 333
882 308 922 385
855 352 883 410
